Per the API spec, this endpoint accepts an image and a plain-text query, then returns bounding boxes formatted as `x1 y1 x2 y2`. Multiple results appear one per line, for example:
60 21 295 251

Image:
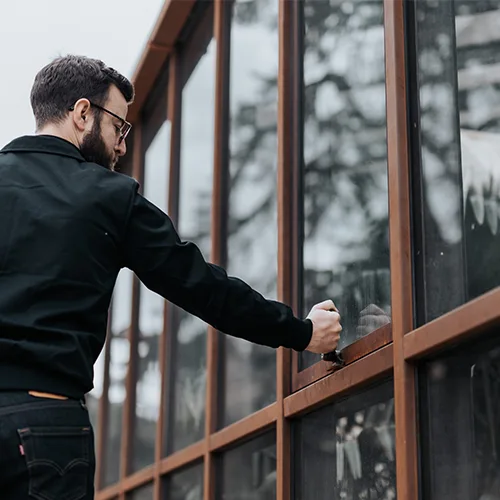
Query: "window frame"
287 0 395 393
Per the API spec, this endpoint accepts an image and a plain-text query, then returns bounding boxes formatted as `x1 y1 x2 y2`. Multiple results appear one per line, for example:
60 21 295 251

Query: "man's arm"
122 191 341 352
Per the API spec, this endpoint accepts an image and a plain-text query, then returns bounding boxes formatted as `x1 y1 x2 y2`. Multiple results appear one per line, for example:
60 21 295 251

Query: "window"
299 0 390 370
167 9 215 454
133 72 171 472
294 380 395 499
420 335 500 499
165 463 204 500
412 0 500 323
126 483 154 500
220 0 279 427
103 269 134 486
216 431 276 500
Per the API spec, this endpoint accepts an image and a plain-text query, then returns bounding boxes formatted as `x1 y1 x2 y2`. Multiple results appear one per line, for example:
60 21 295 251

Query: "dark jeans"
0 391 95 500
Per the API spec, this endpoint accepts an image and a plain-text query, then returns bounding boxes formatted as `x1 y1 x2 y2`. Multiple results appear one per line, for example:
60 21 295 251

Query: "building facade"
89 0 500 499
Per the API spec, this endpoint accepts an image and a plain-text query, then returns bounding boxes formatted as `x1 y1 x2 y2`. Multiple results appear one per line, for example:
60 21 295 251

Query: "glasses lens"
119 123 132 144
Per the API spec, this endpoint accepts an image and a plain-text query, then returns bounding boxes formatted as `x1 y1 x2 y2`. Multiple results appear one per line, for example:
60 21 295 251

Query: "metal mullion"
120 465 156 498
208 403 278 452
290 0 304 391
96 483 120 500
276 0 297 498
159 441 206 476
204 1 231 499
128 0 196 124
119 124 144 493
154 52 181 500
405 287 500 360
122 466 155 496
383 0 417 499
95 313 113 491
284 344 394 418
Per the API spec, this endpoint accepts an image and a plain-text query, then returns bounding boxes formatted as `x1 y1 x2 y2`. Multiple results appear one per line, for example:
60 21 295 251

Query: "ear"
71 98 92 132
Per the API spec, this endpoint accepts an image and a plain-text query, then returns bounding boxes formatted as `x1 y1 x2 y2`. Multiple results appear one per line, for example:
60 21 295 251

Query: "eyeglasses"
68 101 132 144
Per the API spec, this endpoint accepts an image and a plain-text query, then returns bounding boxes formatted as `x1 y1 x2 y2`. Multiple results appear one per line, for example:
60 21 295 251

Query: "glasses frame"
68 100 132 144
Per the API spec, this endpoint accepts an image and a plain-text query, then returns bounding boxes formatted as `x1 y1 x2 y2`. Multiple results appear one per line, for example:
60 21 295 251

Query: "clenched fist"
305 300 342 353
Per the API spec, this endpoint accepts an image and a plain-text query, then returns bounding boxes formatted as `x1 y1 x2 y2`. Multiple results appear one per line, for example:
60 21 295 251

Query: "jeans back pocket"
18 426 91 500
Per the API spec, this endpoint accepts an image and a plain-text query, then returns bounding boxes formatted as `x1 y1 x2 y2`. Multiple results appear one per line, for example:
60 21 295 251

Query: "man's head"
31 55 135 170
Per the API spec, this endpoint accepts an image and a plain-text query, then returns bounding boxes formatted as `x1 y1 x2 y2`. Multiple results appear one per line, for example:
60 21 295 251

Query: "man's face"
80 85 128 170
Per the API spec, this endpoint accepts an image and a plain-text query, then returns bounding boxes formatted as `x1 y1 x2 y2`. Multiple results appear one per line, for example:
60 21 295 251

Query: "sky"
0 0 165 147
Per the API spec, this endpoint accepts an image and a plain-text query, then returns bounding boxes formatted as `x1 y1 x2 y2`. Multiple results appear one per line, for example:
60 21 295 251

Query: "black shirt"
0 135 312 399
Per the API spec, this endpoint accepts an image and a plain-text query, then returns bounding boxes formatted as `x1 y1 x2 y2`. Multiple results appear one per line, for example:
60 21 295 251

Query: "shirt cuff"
289 318 313 351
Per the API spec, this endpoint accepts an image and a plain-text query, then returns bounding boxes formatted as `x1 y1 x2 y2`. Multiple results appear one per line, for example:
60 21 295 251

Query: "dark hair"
31 55 135 128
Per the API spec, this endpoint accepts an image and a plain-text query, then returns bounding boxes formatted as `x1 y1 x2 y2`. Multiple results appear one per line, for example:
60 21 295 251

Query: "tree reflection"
168 464 204 500
229 0 392 348
416 0 500 321
472 353 500 498
301 0 390 362
222 0 279 426
425 344 500 500
219 433 276 500
296 382 396 499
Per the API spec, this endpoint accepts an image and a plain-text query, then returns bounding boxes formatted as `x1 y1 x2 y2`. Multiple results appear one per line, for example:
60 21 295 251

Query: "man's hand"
305 300 342 353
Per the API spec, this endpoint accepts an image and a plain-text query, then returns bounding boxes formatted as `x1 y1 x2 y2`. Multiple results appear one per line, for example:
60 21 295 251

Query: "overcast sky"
0 0 165 148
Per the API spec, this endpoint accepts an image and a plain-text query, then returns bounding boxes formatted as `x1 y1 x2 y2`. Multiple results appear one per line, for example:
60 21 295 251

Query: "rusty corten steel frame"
92 1 500 499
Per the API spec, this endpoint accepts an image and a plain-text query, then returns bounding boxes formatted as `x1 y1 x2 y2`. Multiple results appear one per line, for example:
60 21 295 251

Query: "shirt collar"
0 135 86 163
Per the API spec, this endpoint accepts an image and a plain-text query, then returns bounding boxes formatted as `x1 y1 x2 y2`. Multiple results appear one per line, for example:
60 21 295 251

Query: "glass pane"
133 120 170 472
165 463 204 500
414 1 500 323
295 380 396 499
420 337 500 499
222 0 278 428
167 37 215 454
217 431 276 500
87 344 105 431
300 0 391 369
103 268 133 487
126 483 154 500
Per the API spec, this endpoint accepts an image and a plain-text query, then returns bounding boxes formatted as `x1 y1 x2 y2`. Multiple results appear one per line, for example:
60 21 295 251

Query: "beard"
80 118 115 170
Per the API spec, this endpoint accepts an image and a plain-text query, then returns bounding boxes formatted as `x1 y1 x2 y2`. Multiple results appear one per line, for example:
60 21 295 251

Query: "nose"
116 139 127 157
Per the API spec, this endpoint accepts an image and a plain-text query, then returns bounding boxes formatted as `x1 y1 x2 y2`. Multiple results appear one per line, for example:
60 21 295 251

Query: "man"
0 55 341 499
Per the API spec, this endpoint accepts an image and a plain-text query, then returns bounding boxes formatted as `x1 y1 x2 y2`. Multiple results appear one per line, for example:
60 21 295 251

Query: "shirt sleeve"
121 190 313 351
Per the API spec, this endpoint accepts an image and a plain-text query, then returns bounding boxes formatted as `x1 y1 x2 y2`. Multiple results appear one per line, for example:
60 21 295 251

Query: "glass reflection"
133 120 170 472
217 432 276 500
126 482 154 500
222 0 278 428
295 381 396 499
168 38 216 453
415 1 500 323
421 339 500 499
165 463 204 500
300 0 390 369
103 268 133 487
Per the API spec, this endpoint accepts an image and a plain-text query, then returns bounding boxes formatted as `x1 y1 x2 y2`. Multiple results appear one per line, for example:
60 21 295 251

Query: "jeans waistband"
0 390 86 411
